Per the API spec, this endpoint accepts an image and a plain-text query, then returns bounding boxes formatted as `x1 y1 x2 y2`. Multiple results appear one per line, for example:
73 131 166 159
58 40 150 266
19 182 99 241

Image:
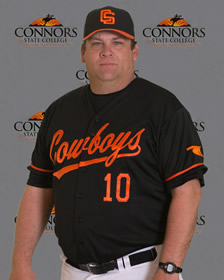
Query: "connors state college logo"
158 14 190 27
14 14 78 46
143 14 206 47
195 215 206 235
75 69 140 85
14 111 45 140
30 14 62 26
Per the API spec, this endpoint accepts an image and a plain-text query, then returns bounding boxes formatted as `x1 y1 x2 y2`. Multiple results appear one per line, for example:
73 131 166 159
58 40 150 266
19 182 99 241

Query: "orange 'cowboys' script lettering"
50 123 145 179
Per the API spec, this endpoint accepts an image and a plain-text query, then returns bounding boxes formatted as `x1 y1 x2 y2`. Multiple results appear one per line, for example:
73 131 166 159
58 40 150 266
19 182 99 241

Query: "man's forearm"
11 185 54 267
152 179 202 280
159 179 201 265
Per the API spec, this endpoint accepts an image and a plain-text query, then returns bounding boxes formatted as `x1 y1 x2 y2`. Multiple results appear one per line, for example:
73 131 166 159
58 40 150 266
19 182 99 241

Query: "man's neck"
89 74 136 95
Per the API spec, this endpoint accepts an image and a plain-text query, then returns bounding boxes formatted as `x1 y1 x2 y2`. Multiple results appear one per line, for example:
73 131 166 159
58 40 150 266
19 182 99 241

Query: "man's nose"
100 44 113 57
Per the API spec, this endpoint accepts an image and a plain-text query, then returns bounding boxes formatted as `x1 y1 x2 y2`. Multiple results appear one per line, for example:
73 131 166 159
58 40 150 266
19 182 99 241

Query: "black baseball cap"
83 6 135 41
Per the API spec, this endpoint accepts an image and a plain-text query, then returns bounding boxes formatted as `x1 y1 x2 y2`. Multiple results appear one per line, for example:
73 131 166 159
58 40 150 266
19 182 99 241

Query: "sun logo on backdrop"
30 14 63 26
29 111 45 120
51 206 55 214
158 14 191 27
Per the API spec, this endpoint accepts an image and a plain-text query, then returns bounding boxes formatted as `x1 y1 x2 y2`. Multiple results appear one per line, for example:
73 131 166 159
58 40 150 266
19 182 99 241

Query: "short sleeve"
27 109 54 188
158 107 207 190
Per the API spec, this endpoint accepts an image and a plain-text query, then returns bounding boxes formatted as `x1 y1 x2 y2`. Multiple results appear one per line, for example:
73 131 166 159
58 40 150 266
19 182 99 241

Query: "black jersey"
27 77 207 264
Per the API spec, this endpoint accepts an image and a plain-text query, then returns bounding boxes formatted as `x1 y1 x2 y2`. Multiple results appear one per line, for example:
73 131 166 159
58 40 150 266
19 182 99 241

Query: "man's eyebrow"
89 35 126 41
112 36 126 40
89 37 102 41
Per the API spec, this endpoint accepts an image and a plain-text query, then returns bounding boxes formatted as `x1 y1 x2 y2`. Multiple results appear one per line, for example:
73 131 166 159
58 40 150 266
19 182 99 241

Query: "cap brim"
83 28 134 40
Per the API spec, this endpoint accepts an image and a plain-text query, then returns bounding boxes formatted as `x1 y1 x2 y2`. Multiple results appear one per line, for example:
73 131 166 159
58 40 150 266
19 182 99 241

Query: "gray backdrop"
1 0 223 279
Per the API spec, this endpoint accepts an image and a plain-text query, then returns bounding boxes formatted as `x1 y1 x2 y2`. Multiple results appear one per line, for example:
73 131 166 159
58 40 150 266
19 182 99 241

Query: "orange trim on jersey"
83 29 134 40
54 157 107 179
30 164 53 173
165 163 204 182
53 148 141 180
186 146 203 157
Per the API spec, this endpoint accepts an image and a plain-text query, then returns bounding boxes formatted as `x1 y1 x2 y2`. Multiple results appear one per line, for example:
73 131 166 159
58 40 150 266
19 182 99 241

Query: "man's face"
81 31 138 86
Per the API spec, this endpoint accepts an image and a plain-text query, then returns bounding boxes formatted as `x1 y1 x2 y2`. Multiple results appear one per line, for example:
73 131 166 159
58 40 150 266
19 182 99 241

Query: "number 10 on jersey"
104 173 131 203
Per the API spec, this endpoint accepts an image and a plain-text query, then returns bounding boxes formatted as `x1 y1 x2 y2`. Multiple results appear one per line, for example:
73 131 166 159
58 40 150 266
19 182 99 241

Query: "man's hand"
9 265 36 280
152 268 180 280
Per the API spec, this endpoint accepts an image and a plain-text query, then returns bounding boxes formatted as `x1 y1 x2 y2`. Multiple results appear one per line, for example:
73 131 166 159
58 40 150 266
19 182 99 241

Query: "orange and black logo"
186 146 204 157
29 111 45 120
143 14 205 47
157 14 190 27
100 9 115 25
44 206 56 234
14 111 45 140
30 14 62 26
15 14 78 46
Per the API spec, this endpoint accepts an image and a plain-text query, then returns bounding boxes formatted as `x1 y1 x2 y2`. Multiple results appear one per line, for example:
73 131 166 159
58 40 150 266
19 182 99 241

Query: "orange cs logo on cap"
100 9 115 24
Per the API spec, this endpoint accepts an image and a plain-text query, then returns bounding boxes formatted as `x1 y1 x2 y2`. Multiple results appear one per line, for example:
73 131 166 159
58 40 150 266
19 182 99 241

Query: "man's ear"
81 43 85 63
133 43 139 61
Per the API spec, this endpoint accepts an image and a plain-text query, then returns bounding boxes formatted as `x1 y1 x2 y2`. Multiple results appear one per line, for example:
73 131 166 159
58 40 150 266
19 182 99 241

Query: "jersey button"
76 217 82 223
95 116 100 123
77 193 83 199
90 131 95 137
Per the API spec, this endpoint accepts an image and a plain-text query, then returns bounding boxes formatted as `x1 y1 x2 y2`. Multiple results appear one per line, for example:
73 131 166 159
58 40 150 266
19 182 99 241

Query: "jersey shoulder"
41 85 88 128
132 77 185 122
135 77 183 107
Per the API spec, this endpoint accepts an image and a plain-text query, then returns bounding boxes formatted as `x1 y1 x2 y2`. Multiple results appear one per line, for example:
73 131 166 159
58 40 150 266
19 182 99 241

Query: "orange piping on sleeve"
165 163 204 182
30 164 53 173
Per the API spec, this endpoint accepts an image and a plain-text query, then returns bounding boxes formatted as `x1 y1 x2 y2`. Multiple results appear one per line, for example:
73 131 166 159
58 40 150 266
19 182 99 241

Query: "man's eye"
114 41 123 45
92 42 102 46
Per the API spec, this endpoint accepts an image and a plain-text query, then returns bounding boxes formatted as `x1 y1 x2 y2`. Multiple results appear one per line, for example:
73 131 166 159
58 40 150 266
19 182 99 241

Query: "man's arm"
152 179 202 280
9 185 54 280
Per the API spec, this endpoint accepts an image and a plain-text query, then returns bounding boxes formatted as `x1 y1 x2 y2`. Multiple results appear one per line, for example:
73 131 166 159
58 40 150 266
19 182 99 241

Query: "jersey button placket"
95 116 100 123
88 115 100 137
76 216 82 223
77 193 83 199
74 116 100 241
81 168 86 174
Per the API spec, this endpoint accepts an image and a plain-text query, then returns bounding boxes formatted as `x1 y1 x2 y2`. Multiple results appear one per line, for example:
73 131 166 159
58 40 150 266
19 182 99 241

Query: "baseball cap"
83 6 135 41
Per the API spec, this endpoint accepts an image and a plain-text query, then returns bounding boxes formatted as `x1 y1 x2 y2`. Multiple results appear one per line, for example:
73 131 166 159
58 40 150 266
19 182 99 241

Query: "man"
9 6 207 280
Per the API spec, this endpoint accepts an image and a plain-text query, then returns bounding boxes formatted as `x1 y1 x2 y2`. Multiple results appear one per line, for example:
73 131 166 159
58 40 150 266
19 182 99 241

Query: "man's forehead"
89 31 127 40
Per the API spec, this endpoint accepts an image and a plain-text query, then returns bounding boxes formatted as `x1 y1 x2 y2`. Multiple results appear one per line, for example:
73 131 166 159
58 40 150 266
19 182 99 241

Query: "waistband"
65 246 158 275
